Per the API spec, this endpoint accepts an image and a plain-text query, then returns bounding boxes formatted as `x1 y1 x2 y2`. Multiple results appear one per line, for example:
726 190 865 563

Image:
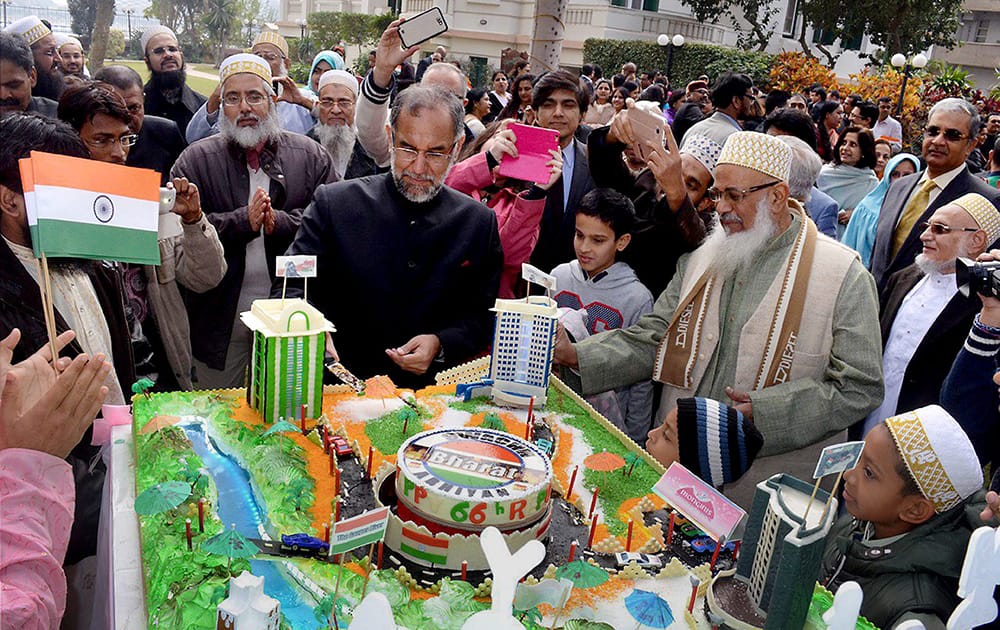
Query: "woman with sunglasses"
817 126 880 239
842 152 920 267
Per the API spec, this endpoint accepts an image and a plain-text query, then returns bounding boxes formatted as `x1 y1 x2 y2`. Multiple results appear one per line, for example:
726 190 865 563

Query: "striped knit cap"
675 397 764 488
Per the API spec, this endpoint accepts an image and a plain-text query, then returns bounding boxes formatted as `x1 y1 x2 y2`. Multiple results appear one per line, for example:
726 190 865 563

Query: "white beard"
219 109 282 149
916 247 965 276
699 198 778 279
315 123 357 178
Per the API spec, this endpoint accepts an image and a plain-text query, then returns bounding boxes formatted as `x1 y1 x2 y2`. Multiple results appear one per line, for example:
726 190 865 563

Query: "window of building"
782 0 798 37
974 19 989 43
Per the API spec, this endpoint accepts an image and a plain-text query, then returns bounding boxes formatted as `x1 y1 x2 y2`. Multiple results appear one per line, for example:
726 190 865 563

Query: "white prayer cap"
57 35 83 51
681 134 723 177
219 52 272 85
318 69 358 98
717 131 791 182
3 16 51 46
253 30 288 57
140 25 176 54
949 192 1000 245
884 405 983 514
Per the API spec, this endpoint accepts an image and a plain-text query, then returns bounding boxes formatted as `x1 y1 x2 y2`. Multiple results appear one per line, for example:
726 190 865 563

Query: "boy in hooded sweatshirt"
552 188 654 445
820 405 998 629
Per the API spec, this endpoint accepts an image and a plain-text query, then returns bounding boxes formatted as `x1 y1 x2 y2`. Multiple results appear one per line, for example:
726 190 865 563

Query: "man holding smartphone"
185 31 315 143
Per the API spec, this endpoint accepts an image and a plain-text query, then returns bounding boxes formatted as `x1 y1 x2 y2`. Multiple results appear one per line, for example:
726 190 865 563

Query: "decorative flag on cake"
813 441 865 479
398 526 449 565
18 151 160 265
652 462 746 542
328 507 390 556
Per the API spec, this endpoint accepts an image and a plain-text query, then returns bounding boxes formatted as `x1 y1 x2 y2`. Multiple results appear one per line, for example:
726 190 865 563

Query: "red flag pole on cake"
197 498 205 532
567 465 578 501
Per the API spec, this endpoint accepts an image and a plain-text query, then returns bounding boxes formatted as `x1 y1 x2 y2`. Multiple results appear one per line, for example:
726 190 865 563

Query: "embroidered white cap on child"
219 53 272 85
3 16 51 46
950 192 1000 245
317 69 358 97
140 25 176 54
717 130 791 183
681 134 724 177
884 405 983 513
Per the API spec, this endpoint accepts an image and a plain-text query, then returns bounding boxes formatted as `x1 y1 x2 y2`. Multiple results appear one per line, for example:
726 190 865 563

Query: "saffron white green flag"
19 151 161 265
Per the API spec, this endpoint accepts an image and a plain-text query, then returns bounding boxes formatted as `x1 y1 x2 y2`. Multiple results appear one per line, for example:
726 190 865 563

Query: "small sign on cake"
328 507 390 556
813 441 865 479
276 255 317 278
652 462 746 542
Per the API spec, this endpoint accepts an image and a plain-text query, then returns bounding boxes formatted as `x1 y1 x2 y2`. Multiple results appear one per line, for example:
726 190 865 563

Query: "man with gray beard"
308 68 379 180
862 192 999 437
172 54 335 389
555 131 883 508
277 85 502 389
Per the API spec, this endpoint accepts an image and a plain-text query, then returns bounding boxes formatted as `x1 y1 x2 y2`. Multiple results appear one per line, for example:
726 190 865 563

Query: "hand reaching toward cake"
386 334 441 375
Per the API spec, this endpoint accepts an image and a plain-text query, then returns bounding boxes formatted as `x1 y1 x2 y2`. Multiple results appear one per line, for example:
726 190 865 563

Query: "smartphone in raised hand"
398 7 448 49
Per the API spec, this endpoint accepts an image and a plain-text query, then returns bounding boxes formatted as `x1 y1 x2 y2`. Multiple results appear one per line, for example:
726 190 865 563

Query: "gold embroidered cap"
252 30 288 57
140 25 176 54
950 192 1000 244
219 53 272 85
717 131 791 182
884 405 983 513
3 16 52 46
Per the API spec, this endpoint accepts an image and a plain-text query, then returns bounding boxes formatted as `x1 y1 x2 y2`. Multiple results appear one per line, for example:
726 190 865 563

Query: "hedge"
583 38 777 89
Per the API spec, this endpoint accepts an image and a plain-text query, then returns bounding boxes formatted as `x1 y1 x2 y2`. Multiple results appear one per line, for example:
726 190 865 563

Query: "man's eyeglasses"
150 45 180 55
318 98 355 110
85 134 138 149
391 133 455 167
924 126 970 142
222 92 268 107
918 221 980 235
706 180 780 204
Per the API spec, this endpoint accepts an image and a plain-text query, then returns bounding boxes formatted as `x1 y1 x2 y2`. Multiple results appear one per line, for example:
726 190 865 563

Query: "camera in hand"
956 257 1000 299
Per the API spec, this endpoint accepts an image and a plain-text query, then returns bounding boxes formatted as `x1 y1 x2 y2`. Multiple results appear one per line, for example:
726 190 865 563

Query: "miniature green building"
241 298 335 424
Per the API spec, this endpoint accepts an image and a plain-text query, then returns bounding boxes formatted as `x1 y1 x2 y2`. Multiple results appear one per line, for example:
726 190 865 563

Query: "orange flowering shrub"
845 66 925 149
768 51 841 94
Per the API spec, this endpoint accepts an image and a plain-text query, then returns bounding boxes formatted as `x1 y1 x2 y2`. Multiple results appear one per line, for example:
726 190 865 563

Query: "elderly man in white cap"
170 53 335 389
55 34 86 78
307 69 378 180
862 192 1000 438
140 25 206 135
556 130 883 507
585 100 717 297
3 15 62 101
186 30 314 143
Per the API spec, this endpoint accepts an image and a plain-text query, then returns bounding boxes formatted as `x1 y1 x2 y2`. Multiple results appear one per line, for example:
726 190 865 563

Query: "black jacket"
128 115 186 185
27 95 58 118
143 81 207 137
305 127 383 180
276 173 502 388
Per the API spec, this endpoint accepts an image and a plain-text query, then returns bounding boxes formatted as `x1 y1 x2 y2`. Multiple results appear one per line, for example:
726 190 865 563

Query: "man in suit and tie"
529 70 596 275
871 98 1000 287
861 192 999 438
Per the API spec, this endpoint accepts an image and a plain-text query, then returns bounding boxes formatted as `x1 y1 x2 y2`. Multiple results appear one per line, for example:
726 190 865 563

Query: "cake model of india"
124 265 998 630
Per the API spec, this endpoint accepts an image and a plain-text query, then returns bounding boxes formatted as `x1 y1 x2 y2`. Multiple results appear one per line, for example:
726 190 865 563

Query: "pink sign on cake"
496 123 560 185
652 462 746 541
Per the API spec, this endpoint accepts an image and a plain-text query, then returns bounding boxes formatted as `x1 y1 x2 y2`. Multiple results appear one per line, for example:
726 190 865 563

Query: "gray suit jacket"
870 167 1000 288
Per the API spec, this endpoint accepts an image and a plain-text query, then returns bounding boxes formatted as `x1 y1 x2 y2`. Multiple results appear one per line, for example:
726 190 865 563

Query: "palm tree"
203 0 236 64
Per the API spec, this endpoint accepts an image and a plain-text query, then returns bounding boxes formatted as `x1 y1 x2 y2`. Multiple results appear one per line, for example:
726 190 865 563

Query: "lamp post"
126 9 133 53
297 18 308 62
2 0 11 28
657 33 684 85
890 52 928 117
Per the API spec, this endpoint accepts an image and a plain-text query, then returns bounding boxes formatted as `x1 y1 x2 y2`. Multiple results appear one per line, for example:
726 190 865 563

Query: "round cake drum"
395 428 553 533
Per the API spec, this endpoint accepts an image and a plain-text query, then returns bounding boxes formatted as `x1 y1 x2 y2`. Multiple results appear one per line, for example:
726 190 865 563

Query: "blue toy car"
689 536 736 554
281 533 330 553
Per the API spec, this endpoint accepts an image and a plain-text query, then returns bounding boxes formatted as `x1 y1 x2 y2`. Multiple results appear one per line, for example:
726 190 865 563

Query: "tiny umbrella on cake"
625 588 675 629
134 480 191 515
554 559 609 589
202 523 259 574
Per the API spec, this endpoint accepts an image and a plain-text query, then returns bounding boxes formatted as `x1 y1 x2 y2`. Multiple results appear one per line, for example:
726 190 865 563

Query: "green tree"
677 0 779 51
89 0 116 71
203 0 238 63
67 0 97 47
107 28 126 58
799 0 964 64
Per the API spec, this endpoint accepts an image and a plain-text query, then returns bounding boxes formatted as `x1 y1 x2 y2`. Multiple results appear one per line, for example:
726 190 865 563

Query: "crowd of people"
1 12 1000 629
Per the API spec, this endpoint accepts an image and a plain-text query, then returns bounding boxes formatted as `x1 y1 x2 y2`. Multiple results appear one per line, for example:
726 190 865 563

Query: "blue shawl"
841 153 921 267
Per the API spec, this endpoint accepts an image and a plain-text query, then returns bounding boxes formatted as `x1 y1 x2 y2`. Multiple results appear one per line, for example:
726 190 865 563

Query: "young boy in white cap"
820 405 997 628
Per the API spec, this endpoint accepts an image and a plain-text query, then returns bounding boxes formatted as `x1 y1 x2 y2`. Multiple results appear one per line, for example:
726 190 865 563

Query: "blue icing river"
181 421 322 629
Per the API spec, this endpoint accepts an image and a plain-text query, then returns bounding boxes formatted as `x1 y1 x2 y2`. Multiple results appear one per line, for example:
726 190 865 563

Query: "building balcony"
935 40 1000 70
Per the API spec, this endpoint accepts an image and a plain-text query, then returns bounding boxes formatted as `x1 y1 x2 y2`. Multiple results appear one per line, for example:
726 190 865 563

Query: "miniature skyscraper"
707 474 837 629
488 265 559 407
241 298 335 424
216 571 280 630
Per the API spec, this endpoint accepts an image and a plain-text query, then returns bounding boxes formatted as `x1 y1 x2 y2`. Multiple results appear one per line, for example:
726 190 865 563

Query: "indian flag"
399 526 449 565
328 507 390 556
19 151 160 265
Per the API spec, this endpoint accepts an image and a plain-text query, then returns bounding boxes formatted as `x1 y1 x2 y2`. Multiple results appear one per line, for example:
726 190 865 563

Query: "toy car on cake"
330 435 353 458
280 533 330 554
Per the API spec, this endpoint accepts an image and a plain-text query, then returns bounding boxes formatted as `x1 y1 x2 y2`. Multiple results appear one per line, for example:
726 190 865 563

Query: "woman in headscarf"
817 126 879 239
308 50 346 97
841 152 920 267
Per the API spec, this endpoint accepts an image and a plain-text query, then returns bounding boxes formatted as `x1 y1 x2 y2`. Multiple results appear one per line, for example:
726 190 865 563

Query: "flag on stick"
328 507 390 556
